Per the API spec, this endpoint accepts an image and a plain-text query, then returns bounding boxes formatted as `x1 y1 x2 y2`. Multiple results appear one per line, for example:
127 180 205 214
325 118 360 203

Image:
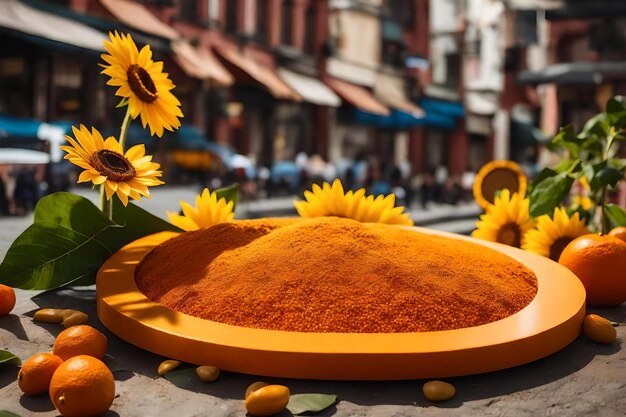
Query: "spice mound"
135 217 538 333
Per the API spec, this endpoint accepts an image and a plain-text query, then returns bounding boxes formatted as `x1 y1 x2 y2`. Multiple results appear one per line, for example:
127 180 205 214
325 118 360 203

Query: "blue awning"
354 109 424 129
0 115 42 138
419 99 464 119
354 98 464 130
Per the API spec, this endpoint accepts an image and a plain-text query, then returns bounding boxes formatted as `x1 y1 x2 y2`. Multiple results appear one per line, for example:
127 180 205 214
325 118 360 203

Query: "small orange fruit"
0 284 16 316
244 384 290 416
53 325 107 361
608 226 626 243
49 355 115 417
559 234 626 306
18 352 64 395
583 314 617 344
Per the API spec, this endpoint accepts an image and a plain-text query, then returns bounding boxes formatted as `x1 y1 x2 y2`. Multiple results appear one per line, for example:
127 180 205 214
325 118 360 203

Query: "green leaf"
116 97 129 108
593 167 624 189
112 197 182 238
580 113 610 137
553 125 575 143
530 167 558 185
528 168 557 195
214 183 240 210
0 411 22 417
552 125 580 157
163 367 197 390
529 173 574 217
605 204 626 229
103 354 130 373
287 394 337 415
608 158 626 171
553 159 581 176
0 192 181 290
606 96 626 126
0 350 21 367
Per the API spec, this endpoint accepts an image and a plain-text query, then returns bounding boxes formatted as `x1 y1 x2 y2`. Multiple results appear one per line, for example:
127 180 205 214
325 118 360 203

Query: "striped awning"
0 0 106 51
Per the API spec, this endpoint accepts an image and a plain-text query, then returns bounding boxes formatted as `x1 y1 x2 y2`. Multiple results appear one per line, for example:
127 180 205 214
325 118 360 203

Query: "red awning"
171 41 233 86
214 44 300 101
99 0 179 40
325 78 390 115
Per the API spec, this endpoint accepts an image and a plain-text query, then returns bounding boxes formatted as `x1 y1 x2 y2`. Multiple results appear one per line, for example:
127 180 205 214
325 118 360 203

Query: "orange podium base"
96 228 586 380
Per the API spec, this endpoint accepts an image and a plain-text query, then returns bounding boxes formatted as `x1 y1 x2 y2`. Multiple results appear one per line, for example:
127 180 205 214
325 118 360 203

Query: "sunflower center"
549 237 573 262
127 64 158 103
496 223 522 248
481 168 520 205
91 149 136 182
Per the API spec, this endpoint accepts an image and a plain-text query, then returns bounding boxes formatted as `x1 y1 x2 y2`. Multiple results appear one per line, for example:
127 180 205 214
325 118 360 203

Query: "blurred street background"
1 0 626 221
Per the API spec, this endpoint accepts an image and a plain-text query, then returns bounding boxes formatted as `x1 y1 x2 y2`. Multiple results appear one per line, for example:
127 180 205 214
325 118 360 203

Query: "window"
256 0 268 41
226 1 238 32
281 0 293 45
208 0 220 23
387 0 414 27
444 52 460 89
303 3 316 53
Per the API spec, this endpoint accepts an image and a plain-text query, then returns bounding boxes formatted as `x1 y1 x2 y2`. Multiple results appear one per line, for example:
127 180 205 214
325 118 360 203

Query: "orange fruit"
559 234 626 306
0 284 16 316
608 226 626 243
53 325 107 361
583 314 617 344
49 355 115 417
18 352 64 395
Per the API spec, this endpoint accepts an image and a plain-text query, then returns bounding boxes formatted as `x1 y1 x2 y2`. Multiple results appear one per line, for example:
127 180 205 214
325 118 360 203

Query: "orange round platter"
96 227 586 380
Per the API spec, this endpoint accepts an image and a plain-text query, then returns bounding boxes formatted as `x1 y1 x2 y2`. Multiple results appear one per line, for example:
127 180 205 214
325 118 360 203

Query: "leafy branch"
530 96 626 233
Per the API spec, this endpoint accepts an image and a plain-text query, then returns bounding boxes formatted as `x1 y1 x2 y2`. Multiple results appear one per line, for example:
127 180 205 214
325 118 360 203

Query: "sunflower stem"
99 184 113 220
118 106 132 151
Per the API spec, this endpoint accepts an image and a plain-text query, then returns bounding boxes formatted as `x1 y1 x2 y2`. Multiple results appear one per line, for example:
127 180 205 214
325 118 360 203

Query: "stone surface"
0 187 625 416
1 288 625 417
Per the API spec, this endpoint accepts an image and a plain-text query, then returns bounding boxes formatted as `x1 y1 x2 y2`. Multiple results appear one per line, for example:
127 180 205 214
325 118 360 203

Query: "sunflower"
471 189 534 248
167 188 235 231
294 179 413 226
522 207 590 261
473 160 527 209
101 31 183 137
571 194 594 211
61 125 163 206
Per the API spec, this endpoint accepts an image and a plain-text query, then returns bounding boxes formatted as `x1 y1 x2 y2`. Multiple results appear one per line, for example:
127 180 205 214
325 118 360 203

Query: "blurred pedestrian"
420 169 435 209
461 165 476 202
13 169 37 215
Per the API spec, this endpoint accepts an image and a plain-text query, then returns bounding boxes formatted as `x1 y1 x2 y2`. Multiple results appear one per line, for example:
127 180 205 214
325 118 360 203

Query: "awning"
214 45 300 100
465 91 499 115
374 73 424 117
546 1 626 20
171 41 234 86
99 0 179 40
0 0 106 51
325 78 390 116
354 109 423 129
420 99 464 118
278 68 341 107
0 148 50 165
518 61 626 85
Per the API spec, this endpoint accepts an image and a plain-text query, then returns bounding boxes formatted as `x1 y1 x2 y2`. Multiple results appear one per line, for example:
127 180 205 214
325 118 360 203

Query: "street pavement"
1 186 625 417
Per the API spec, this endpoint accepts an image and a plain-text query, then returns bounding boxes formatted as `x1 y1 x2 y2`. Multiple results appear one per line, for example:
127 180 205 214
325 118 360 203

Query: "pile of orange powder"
135 217 537 333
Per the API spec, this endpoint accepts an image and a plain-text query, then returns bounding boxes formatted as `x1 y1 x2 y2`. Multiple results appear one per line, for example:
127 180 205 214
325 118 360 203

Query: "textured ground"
1 289 625 417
